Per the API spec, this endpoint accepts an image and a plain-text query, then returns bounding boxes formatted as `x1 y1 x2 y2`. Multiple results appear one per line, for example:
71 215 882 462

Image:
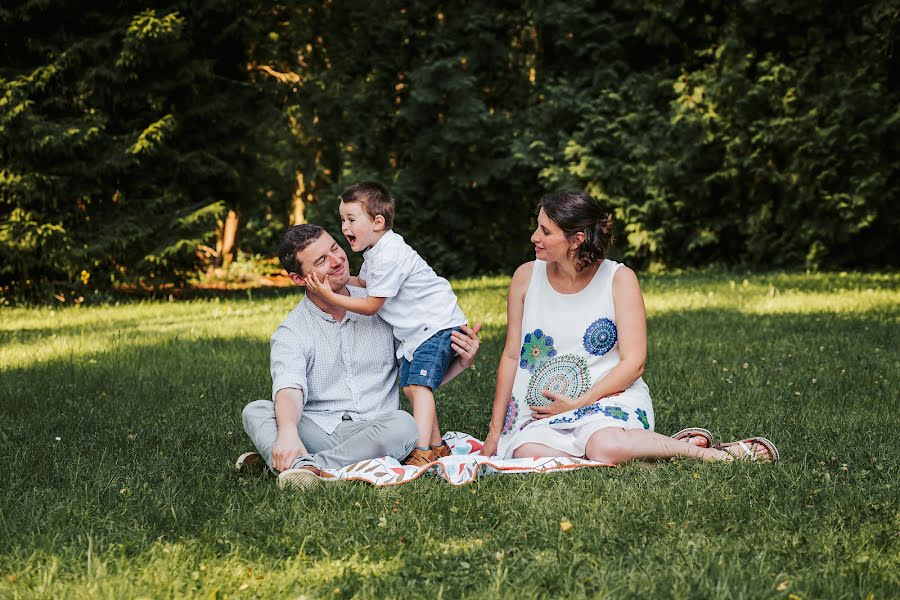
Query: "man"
238 224 480 489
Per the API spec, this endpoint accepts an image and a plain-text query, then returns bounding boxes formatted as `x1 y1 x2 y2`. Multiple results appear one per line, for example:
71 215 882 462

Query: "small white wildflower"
55 436 61 441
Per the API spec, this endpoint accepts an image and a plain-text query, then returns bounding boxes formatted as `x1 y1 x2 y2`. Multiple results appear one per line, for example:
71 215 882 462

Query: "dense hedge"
2 1 897 298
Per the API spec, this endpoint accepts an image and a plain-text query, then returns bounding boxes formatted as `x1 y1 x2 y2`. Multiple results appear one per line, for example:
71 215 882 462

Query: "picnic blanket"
322 431 614 486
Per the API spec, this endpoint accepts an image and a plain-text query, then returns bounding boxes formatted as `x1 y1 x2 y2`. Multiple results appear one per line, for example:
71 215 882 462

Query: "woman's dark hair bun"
538 191 614 271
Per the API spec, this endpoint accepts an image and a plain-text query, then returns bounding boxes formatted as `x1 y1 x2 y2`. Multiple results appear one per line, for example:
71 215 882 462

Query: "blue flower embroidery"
583 317 617 356
636 408 650 430
519 329 557 373
549 403 630 425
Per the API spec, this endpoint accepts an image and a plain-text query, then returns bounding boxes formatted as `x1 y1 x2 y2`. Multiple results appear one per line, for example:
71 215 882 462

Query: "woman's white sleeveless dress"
496 259 655 458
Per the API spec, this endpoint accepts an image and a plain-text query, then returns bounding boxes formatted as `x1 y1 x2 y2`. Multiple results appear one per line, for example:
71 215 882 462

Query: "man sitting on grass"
237 224 480 489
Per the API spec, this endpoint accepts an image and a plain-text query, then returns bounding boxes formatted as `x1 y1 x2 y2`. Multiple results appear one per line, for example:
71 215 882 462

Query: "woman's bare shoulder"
510 261 536 288
612 264 639 284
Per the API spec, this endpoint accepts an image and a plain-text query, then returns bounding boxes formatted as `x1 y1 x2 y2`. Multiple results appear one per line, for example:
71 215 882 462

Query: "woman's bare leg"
585 428 760 464
512 442 578 459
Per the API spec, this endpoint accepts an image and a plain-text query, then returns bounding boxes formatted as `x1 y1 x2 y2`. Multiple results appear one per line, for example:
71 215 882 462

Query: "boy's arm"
305 272 385 315
348 275 366 288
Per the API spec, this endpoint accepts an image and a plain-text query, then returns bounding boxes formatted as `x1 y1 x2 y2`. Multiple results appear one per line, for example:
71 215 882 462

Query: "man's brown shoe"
277 465 335 489
403 448 438 467
235 451 267 475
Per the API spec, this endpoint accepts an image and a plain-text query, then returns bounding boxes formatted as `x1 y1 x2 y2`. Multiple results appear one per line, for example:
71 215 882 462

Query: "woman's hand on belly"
530 391 578 419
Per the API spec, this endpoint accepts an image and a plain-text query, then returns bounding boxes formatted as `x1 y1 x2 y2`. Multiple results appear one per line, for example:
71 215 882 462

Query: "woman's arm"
480 262 533 455
531 266 647 417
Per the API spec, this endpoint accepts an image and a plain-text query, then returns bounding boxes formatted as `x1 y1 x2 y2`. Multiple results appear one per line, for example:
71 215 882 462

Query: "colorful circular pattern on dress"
519 328 557 373
583 317 617 356
525 353 591 407
501 396 518 436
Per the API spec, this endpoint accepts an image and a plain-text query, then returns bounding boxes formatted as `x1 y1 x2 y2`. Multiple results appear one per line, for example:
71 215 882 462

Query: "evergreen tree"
0 1 290 298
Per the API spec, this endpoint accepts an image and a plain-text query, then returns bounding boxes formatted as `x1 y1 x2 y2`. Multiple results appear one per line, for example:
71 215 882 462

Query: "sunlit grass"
1 271 897 598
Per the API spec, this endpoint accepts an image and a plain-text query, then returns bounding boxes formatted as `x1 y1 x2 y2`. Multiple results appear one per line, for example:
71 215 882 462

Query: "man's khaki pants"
242 400 418 472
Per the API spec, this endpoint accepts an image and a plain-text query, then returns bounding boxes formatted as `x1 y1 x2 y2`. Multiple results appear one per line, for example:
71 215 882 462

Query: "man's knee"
242 400 274 434
379 410 418 454
391 410 418 442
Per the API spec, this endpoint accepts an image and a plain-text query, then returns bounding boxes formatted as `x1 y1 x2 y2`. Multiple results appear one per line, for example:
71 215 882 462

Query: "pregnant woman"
479 191 778 464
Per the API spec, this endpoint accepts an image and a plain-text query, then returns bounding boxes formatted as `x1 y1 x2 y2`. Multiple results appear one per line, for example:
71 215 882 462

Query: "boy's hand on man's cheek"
306 272 333 297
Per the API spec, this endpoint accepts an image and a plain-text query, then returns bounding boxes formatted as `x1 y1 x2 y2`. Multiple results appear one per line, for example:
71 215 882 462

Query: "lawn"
0 271 897 599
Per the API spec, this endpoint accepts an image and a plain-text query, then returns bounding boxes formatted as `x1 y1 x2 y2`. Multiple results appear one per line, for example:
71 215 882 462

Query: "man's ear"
372 214 386 231
289 272 306 287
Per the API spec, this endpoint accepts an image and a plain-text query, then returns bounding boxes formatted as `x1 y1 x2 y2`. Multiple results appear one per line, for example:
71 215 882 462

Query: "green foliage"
1 1 897 299
517 0 900 269
0 1 293 298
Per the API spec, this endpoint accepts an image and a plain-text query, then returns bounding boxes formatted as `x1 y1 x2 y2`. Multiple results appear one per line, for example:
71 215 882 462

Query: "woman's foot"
671 427 713 448
715 437 779 463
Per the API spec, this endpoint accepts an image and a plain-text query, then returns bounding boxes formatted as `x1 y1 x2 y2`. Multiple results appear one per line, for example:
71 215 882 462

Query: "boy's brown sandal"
403 448 438 467
430 441 452 458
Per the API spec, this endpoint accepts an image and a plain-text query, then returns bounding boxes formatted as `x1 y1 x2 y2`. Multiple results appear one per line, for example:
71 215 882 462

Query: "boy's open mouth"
346 234 357 245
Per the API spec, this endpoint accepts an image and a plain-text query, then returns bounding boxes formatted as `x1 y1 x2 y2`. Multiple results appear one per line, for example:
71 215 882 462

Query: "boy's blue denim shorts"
398 326 462 390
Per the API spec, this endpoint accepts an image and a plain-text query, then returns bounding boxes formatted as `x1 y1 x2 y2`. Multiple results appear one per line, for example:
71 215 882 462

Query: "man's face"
294 232 350 291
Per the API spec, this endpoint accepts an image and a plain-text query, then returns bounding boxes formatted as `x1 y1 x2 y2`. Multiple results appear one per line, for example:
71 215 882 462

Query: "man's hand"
304 272 337 301
451 323 482 369
271 429 306 472
529 391 578 419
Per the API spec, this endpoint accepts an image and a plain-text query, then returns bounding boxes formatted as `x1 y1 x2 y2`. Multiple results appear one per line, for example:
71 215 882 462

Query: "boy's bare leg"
402 384 437 448
430 417 442 447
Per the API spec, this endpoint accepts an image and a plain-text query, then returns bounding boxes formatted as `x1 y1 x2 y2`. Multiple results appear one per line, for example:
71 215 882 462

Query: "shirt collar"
363 229 398 260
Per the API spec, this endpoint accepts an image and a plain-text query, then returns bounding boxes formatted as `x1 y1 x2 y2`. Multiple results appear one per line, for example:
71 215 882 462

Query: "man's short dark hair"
338 182 395 229
278 224 324 275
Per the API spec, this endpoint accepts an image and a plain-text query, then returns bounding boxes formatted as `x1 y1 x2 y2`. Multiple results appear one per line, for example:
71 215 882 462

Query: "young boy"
304 182 477 466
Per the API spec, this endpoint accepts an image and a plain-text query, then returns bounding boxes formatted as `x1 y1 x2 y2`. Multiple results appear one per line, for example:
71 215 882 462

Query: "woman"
480 192 778 464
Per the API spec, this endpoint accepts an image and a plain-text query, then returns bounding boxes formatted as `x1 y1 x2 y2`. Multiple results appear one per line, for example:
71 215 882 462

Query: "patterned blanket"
322 431 614 486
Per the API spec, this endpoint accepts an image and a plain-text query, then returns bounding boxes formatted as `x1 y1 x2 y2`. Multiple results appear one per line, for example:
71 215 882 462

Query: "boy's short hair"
278 223 324 275
338 182 395 229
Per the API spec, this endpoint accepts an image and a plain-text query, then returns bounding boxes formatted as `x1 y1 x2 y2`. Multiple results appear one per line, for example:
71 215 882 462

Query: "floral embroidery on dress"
583 317 617 356
519 328 557 373
549 403 630 425
635 408 650 430
525 353 591 407
501 397 518 436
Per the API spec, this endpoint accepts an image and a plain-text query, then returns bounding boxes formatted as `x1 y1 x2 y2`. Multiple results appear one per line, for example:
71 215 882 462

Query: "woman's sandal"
715 437 780 463
671 427 714 448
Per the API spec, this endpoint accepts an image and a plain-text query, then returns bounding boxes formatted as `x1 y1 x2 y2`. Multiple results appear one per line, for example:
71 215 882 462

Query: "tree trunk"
290 171 307 225
216 208 241 267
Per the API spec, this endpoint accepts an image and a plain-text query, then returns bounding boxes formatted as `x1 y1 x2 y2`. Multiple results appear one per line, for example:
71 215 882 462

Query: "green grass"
1 271 898 599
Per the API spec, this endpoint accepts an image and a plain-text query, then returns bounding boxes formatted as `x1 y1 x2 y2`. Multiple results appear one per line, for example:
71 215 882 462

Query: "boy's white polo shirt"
359 229 466 361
